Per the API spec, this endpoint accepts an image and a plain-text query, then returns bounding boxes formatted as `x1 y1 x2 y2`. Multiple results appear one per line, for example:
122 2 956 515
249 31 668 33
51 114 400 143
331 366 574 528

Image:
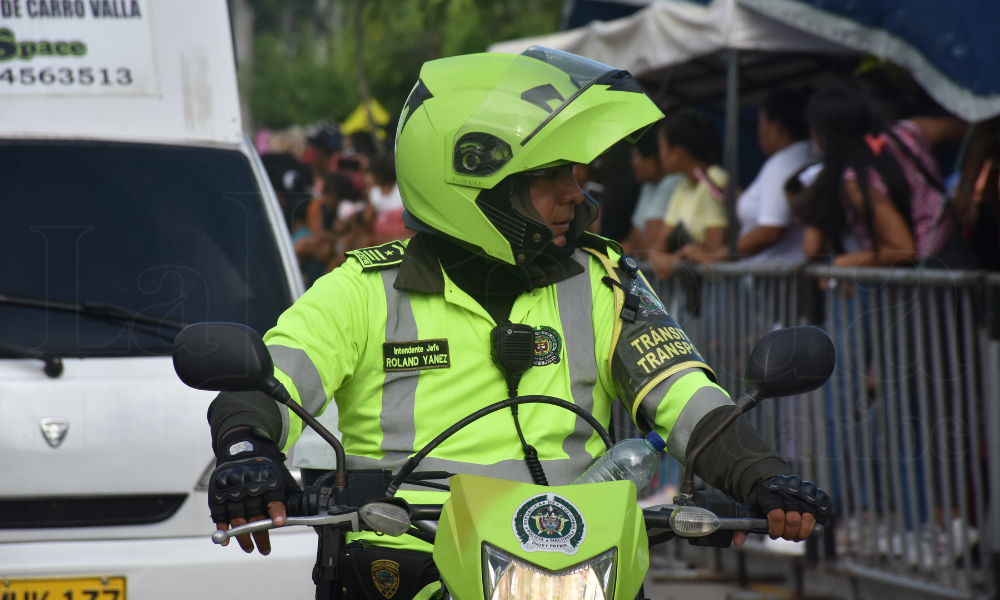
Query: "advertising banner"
0 0 158 96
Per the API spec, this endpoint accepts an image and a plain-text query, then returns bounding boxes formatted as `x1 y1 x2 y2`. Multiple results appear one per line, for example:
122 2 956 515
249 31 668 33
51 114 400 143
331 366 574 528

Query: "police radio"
490 322 535 398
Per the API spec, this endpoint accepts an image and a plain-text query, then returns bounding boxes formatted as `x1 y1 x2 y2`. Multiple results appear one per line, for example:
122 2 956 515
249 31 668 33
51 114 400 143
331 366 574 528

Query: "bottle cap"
645 431 666 452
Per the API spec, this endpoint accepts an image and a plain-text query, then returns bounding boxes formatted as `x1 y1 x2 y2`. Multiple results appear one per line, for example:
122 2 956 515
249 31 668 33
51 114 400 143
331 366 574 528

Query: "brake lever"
211 511 360 544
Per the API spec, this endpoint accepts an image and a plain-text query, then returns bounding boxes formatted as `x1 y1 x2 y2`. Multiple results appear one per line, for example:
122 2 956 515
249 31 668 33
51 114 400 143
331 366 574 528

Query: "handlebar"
642 506 824 537
212 500 822 546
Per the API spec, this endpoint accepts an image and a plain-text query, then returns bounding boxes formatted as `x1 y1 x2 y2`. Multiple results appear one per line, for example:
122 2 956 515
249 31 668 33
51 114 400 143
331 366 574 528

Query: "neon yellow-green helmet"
395 46 664 264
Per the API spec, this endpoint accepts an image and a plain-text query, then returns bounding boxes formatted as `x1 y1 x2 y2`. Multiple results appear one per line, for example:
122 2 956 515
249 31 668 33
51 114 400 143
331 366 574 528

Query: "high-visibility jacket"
263 234 731 489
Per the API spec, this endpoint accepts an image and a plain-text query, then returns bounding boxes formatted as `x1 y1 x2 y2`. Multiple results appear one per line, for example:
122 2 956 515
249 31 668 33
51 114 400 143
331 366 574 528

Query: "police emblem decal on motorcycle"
513 493 586 554
372 559 400 598
533 326 562 366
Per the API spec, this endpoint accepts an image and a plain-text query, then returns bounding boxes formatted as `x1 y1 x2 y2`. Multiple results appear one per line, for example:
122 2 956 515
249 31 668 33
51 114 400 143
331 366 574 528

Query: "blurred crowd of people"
263 84 999 289
260 126 412 288
596 84 997 276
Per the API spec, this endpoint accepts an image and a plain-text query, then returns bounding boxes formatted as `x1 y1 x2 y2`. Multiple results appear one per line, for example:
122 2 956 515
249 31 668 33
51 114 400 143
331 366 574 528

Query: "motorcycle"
172 323 834 600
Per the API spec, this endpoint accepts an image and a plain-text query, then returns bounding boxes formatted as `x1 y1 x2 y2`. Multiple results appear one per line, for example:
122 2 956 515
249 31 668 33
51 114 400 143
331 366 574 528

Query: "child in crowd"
621 119 684 257
648 110 729 279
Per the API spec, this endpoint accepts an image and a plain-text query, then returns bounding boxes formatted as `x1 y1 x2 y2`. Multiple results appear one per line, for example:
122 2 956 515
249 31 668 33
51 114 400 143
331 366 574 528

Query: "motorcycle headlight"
482 543 616 600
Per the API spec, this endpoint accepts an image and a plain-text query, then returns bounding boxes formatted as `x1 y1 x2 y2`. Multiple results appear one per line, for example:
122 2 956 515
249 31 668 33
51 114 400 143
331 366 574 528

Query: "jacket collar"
393 233 586 294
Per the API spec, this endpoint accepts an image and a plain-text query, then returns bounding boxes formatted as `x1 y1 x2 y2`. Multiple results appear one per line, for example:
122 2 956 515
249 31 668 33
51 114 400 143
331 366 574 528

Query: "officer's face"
528 166 585 247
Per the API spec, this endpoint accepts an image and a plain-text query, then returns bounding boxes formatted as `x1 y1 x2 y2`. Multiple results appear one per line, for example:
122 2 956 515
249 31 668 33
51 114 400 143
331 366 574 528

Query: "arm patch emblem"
636 286 668 317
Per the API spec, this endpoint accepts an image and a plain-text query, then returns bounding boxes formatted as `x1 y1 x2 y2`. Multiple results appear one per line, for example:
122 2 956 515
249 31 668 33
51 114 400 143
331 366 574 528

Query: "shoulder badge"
513 493 586 555
346 241 406 271
578 232 623 257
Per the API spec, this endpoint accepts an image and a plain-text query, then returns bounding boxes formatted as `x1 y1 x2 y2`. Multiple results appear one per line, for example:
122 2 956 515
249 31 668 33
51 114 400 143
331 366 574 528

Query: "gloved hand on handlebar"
736 475 832 546
210 427 301 555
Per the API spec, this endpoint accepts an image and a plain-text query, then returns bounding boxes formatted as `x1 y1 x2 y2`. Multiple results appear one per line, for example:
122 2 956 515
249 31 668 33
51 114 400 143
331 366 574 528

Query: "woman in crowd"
737 89 817 263
792 85 975 268
647 110 729 279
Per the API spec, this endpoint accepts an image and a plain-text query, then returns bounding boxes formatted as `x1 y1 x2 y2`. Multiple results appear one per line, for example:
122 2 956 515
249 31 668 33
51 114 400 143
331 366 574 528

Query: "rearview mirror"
678 326 834 503
173 322 349 489
742 326 835 409
172 322 283 397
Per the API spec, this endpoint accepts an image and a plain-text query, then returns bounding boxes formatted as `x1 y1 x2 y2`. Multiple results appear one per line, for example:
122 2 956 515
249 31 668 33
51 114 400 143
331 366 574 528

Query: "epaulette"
345 241 406 271
578 231 623 258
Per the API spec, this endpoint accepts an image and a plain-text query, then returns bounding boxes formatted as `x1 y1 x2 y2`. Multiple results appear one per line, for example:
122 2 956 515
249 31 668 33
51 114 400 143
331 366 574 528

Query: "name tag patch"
383 339 450 371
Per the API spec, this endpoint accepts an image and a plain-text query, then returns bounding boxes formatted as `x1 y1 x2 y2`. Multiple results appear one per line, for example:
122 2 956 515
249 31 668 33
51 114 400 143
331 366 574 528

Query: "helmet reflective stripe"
396 47 663 264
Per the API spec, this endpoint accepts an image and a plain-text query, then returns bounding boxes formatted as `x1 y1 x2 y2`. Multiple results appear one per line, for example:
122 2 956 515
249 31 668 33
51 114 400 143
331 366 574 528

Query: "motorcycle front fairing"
434 474 648 600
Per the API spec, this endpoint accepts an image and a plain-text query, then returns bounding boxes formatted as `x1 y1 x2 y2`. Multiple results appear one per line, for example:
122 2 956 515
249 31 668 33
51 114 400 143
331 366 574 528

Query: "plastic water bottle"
573 431 667 489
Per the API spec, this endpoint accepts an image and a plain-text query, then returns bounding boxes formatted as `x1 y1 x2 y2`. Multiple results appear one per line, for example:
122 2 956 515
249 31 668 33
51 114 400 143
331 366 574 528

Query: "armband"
584 248 716 426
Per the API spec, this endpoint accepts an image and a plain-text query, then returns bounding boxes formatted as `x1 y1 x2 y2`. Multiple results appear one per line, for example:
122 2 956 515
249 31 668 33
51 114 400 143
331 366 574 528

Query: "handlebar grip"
285 493 305 517
734 505 826 536
641 508 825 537
727 520 825 537
736 504 765 519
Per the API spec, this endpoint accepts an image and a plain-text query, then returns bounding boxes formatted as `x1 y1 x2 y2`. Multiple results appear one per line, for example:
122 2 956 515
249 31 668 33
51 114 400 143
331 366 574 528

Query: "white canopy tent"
490 0 851 253
490 0 848 80
489 0 1000 123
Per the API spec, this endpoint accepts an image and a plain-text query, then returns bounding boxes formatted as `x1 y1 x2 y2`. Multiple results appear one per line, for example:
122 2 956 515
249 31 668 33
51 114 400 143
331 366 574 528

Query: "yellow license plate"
1 576 126 600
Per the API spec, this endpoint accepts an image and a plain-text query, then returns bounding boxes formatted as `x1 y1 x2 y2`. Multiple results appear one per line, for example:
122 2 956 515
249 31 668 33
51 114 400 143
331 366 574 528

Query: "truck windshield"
0 141 293 357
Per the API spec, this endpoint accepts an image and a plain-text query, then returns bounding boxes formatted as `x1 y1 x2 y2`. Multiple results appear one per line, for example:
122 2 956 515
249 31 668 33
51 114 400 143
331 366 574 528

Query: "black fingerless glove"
745 475 833 525
208 428 301 524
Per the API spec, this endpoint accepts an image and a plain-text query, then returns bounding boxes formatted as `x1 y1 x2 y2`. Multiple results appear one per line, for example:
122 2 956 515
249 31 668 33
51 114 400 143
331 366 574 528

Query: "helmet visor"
453 47 615 178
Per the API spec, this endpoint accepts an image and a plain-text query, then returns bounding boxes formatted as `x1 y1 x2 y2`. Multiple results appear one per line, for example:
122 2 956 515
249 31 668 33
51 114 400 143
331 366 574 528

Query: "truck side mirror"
172 322 284 398
740 326 835 411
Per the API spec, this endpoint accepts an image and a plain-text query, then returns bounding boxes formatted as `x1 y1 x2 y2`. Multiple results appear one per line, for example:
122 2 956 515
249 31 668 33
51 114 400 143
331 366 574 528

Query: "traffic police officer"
206 47 830 587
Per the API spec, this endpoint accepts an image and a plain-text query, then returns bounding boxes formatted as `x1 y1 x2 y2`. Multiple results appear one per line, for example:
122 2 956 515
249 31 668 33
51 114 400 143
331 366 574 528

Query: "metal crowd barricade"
628 263 1000 598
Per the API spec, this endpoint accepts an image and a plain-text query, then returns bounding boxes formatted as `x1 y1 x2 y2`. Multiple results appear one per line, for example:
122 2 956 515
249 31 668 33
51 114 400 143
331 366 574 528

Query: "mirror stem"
676 390 756 503
268 380 348 490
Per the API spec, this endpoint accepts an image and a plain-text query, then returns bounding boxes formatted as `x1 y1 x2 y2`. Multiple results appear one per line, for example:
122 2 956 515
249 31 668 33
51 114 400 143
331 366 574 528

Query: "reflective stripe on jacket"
263 239 730 485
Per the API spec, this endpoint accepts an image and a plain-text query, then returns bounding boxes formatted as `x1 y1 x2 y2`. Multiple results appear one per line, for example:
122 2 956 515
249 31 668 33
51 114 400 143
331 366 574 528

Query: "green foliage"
243 0 563 129
248 32 358 128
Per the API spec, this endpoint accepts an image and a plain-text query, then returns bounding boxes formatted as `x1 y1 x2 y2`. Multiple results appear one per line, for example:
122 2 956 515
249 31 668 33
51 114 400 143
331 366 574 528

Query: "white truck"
0 1 322 597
